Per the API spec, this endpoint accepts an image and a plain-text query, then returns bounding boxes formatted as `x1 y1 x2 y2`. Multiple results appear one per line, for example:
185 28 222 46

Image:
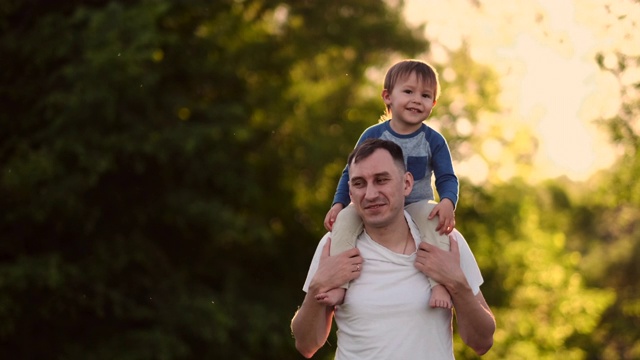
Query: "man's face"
348 148 413 229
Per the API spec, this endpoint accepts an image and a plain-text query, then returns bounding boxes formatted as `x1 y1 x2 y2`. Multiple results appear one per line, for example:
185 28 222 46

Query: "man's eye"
377 178 389 184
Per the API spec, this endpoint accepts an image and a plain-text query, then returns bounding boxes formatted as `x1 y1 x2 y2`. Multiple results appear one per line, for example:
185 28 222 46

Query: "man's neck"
364 213 411 252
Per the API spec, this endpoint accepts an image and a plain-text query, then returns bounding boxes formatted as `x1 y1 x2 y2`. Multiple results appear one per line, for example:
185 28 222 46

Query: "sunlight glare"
456 154 489 185
403 0 627 182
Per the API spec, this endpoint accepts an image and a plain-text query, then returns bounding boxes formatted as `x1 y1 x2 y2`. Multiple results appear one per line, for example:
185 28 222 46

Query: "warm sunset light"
404 0 637 182
4 2 638 358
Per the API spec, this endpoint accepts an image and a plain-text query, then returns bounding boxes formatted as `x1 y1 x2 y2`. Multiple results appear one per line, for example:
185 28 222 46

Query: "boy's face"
382 72 437 132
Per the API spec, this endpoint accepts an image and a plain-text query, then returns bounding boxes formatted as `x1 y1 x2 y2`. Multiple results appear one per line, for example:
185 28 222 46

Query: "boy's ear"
381 89 391 104
433 100 437 106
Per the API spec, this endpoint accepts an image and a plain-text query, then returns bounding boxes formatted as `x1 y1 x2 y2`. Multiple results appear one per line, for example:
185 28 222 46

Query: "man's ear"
403 171 414 195
433 99 437 106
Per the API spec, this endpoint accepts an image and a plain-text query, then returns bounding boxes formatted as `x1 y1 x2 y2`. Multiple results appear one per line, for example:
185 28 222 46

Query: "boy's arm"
325 164 351 230
324 202 344 231
332 165 351 208
429 199 455 234
430 133 459 208
428 132 458 234
332 127 382 207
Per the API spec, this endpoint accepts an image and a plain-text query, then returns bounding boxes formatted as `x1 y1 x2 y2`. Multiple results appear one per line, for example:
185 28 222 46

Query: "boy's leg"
330 204 363 255
315 288 348 307
316 204 363 306
405 200 452 309
405 200 450 251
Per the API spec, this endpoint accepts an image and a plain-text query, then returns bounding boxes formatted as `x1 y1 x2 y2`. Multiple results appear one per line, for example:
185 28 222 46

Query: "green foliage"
576 29 640 358
2 0 636 358
0 0 426 358
431 44 502 150
554 152 640 360
455 180 614 359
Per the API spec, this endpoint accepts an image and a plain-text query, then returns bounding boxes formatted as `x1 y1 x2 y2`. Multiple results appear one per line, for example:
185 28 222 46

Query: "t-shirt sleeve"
452 230 484 295
302 233 331 292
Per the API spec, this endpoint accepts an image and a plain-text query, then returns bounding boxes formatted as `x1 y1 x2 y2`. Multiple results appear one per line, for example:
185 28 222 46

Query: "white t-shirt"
302 212 484 360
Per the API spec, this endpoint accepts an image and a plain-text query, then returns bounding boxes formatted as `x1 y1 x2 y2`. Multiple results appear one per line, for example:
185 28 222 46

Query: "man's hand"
324 203 345 231
414 234 464 287
428 198 455 235
309 237 363 296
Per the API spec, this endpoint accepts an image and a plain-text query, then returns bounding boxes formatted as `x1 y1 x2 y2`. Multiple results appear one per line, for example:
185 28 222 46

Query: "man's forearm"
291 291 334 358
449 282 495 355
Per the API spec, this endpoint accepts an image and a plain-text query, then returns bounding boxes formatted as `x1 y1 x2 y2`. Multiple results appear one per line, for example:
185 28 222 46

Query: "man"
291 138 495 359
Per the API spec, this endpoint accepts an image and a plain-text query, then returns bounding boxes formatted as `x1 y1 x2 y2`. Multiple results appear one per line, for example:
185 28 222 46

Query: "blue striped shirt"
333 120 458 207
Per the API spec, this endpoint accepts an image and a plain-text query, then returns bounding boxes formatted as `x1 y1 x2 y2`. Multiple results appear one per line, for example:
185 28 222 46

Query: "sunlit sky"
403 0 639 182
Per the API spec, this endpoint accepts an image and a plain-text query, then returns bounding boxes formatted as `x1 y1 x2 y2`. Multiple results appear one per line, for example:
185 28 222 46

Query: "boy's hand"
324 203 345 231
428 199 455 235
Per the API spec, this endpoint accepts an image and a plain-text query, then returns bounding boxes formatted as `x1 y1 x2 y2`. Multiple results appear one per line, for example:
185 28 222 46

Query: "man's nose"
365 184 379 199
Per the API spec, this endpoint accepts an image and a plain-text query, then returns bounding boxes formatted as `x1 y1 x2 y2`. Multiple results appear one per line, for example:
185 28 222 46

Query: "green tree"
0 0 427 358
568 1 640 356
410 33 613 358
454 179 615 360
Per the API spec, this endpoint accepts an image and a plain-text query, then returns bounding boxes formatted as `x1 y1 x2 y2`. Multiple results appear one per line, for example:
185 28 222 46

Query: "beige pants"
330 200 450 289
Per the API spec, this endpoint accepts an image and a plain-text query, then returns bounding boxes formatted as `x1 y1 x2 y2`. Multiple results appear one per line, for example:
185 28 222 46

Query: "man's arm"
450 288 495 354
291 287 335 358
291 239 363 358
415 235 495 355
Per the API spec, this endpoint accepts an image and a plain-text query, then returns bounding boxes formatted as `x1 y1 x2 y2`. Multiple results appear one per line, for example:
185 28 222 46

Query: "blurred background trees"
0 0 638 359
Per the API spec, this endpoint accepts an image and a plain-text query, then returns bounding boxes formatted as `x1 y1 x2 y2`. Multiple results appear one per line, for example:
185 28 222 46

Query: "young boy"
318 59 458 309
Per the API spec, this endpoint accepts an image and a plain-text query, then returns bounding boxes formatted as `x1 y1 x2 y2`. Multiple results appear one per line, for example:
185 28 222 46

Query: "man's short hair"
348 139 406 172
